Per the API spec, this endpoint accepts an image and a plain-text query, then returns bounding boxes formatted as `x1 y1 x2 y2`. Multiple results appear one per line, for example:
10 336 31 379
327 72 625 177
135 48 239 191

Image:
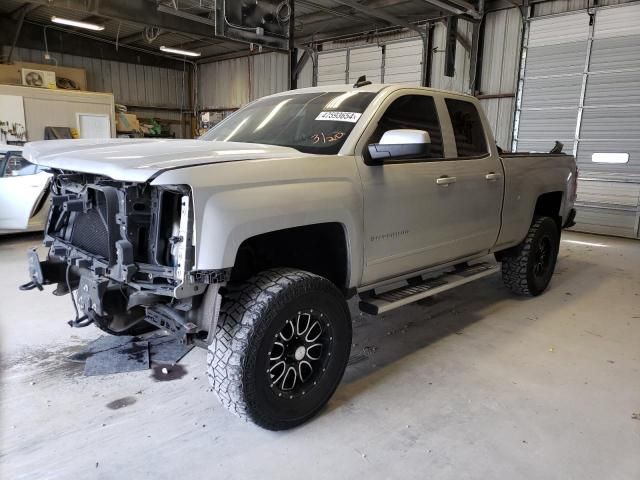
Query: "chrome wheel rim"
268 309 332 399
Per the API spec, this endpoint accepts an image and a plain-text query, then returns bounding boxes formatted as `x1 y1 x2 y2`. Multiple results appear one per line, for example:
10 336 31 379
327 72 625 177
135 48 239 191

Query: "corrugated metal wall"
3 47 189 113
478 8 523 149
198 52 289 110
430 20 473 93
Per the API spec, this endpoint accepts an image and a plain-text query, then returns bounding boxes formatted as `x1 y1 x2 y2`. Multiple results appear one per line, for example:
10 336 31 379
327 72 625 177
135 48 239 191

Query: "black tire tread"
500 216 556 296
207 268 348 429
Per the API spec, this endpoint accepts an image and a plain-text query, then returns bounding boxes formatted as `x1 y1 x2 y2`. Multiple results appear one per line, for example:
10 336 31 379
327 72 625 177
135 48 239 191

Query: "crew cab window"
1 153 37 177
202 91 377 155
445 99 488 158
370 95 443 158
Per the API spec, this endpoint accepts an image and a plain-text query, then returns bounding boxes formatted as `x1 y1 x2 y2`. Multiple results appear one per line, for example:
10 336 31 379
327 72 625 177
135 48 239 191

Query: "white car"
0 145 51 234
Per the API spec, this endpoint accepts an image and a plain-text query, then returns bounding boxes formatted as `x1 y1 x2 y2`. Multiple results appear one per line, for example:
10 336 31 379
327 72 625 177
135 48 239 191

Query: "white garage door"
383 39 424 85
348 45 382 84
316 38 424 87
515 4 640 238
317 51 347 86
515 12 589 154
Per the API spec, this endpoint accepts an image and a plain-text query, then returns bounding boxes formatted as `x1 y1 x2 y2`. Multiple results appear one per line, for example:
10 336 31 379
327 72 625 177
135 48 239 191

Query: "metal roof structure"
0 0 488 64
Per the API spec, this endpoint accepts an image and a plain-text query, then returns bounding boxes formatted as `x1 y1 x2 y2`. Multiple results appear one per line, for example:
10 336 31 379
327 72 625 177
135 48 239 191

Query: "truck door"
355 92 503 285
0 151 51 231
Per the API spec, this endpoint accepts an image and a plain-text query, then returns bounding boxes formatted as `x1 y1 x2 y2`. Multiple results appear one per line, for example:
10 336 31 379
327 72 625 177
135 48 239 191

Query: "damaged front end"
21 172 224 343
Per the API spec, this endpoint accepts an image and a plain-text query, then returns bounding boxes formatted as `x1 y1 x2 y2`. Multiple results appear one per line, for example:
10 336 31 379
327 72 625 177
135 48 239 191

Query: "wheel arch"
230 222 352 291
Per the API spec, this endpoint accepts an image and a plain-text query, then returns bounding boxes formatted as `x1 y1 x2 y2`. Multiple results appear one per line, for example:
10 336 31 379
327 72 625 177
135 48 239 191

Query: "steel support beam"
327 0 427 38
7 4 30 64
19 0 218 39
289 0 297 89
422 0 480 19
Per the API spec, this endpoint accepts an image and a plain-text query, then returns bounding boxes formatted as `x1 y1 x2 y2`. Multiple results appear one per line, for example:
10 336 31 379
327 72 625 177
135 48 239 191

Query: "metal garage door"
575 4 640 238
348 45 382 84
514 12 589 154
316 38 424 87
515 5 640 238
383 39 424 85
317 51 347 86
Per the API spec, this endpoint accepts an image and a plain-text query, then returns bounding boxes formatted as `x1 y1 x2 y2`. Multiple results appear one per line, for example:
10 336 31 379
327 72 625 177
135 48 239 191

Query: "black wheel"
207 268 352 430
499 216 560 296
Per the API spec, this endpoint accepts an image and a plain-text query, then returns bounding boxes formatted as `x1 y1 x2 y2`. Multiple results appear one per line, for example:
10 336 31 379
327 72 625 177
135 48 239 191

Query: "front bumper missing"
21 249 223 344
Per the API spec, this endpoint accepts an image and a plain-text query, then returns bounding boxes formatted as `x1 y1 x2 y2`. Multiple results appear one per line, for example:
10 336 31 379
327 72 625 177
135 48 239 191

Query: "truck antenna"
353 75 372 88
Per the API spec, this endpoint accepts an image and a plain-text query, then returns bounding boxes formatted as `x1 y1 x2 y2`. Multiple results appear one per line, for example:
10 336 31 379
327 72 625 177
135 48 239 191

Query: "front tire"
500 216 560 296
208 268 352 430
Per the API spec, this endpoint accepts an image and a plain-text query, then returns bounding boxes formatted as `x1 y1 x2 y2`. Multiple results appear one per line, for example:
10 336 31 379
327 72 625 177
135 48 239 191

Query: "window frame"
443 97 491 160
359 90 454 164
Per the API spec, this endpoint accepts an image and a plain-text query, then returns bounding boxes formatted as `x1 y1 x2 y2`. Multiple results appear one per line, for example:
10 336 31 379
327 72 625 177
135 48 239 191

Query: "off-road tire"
207 268 352 430
500 216 560 296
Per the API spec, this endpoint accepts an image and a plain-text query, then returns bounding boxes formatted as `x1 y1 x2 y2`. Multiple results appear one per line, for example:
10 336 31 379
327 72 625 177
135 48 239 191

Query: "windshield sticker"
315 111 362 123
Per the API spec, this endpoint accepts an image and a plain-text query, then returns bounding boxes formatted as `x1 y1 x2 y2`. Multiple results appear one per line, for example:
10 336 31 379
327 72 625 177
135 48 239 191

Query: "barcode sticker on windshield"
315 111 362 123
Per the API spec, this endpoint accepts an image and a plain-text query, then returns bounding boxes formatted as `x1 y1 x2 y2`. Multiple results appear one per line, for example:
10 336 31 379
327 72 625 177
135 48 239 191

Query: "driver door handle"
436 175 457 186
485 172 502 181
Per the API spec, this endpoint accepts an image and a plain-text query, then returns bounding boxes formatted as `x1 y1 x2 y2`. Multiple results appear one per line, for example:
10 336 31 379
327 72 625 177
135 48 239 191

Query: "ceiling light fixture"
160 46 202 57
51 16 105 31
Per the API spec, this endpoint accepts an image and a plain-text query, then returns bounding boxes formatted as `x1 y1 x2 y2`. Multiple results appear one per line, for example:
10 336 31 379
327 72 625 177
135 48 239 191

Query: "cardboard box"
116 113 140 132
21 68 56 89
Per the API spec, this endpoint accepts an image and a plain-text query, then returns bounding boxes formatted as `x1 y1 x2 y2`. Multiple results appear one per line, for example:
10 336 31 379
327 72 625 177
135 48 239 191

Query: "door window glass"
445 99 488 158
370 95 443 158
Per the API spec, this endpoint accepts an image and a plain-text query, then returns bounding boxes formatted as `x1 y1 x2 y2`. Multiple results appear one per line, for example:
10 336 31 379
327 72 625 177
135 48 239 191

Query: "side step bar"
359 261 499 315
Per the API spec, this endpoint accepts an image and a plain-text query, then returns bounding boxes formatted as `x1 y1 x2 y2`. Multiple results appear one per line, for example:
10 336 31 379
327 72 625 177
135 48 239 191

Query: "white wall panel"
4 47 187 110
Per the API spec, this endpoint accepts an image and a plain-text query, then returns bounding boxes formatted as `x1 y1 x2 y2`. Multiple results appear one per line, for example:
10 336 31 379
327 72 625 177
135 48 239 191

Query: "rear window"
445 99 488 158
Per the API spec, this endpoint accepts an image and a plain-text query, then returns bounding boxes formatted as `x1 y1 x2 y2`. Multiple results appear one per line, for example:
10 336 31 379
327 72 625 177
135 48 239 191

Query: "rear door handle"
436 176 457 186
485 172 502 181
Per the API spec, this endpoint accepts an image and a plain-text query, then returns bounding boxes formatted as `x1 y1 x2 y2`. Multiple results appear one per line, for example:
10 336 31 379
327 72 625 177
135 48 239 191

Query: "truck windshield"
201 91 377 154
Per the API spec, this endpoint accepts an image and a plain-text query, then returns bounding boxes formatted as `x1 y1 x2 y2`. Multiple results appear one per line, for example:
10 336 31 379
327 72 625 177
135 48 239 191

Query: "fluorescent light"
160 46 201 57
51 16 105 31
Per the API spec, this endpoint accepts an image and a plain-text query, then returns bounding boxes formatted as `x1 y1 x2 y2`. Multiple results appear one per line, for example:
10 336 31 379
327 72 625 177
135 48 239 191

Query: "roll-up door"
316 38 424 88
515 5 640 239
317 51 347 86
515 12 589 154
383 39 423 85
574 4 640 238
348 45 382 84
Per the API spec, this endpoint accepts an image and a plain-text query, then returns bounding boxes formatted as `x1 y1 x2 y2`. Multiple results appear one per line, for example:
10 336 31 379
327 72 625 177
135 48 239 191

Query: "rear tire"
207 268 352 430
500 216 560 296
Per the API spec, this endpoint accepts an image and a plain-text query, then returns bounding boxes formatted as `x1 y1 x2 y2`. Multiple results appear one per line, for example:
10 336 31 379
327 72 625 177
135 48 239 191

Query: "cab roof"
271 83 476 100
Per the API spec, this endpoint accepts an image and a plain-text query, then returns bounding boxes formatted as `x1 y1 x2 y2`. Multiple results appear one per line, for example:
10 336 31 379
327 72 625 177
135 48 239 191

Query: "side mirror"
366 129 431 165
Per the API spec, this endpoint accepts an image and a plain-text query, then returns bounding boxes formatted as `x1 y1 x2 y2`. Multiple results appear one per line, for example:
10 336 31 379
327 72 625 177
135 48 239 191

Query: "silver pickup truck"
21 83 577 430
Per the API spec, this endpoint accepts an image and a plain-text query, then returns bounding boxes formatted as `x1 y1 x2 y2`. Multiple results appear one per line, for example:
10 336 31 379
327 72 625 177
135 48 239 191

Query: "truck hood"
23 139 305 182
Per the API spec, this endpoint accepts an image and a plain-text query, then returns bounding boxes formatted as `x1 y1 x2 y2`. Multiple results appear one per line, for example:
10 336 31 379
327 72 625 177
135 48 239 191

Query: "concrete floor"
1 231 638 480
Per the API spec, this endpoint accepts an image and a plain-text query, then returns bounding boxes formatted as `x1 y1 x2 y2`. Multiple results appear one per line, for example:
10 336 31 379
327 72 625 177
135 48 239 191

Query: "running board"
359 262 499 315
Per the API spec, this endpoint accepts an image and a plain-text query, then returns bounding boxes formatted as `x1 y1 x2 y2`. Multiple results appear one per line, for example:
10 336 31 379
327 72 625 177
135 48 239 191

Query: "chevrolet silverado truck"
20 82 577 430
